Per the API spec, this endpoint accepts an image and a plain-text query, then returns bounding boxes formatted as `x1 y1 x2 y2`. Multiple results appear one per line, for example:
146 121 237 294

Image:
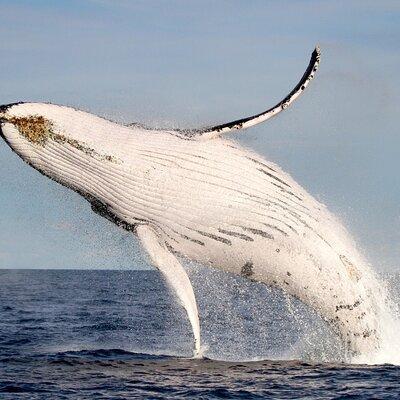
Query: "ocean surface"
1 268 400 399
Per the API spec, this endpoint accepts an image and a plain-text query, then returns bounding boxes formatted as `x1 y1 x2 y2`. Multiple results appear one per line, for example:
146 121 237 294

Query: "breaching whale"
0 47 382 358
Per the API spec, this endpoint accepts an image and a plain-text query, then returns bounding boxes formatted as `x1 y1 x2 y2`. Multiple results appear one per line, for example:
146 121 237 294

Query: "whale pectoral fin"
124 47 320 140
136 225 201 357
184 46 320 140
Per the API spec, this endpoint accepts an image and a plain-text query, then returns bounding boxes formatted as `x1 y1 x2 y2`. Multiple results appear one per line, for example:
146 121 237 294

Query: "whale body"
0 47 382 357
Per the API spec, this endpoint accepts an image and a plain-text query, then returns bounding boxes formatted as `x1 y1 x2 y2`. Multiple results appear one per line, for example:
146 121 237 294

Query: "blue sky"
0 1 399 271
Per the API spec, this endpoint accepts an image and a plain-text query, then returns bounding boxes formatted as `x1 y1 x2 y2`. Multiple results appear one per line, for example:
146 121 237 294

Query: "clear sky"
0 0 399 272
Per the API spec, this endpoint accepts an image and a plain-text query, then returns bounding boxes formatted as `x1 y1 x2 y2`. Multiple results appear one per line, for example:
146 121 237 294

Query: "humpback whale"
0 47 382 358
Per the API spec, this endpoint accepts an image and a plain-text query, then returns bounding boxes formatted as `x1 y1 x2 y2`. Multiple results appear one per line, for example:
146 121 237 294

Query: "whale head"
1 103 46 160
0 102 68 165
0 102 119 188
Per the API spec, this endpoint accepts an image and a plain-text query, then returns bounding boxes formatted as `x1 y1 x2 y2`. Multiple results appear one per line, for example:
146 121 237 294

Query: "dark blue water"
1 269 399 399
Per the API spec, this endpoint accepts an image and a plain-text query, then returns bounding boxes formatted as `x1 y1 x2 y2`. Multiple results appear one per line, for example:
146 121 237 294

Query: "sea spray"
352 271 400 365
187 258 400 364
187 262 345 363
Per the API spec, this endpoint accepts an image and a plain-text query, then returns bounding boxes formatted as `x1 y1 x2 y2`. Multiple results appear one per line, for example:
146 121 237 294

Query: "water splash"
187 259 400 365
352 273 400 365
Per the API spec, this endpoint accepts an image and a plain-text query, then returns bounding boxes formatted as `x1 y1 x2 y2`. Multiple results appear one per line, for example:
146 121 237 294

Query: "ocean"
1 269 399 399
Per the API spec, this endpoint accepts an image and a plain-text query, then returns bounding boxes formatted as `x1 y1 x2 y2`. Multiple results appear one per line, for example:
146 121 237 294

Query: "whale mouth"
0 121 7 143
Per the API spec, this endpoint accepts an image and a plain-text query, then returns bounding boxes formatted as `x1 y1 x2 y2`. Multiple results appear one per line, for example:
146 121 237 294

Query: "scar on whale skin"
340 254 361 282
241 261 254 278
6 115 119 163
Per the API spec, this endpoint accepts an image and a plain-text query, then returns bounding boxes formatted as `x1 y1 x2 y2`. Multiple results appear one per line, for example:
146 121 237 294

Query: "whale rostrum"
0 47 382 357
